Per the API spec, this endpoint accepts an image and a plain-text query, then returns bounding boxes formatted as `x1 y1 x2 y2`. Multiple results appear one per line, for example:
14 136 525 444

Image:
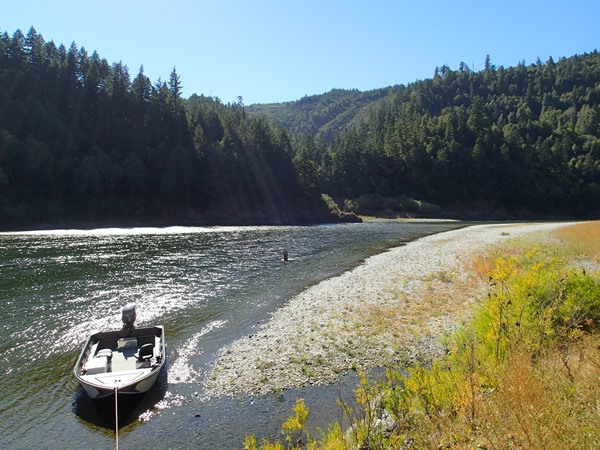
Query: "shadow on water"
72 364 168 433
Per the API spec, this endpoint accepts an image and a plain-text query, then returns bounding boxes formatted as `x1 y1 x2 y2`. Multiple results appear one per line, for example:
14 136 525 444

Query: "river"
0 221 463 449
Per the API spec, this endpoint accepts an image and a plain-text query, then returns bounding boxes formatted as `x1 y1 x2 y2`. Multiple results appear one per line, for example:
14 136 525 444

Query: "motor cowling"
122 303 136 327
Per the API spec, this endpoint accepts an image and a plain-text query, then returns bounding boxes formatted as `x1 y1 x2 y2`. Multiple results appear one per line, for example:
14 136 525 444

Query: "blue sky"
3 1 599 105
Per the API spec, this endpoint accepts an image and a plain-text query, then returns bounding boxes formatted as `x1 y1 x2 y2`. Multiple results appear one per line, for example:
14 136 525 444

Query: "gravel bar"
204 222 575 397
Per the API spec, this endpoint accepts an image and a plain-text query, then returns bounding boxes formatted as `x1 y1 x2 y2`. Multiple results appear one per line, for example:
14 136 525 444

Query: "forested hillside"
1 26 599 229
272 54 600 217
0 28 332 229
246 87 396 142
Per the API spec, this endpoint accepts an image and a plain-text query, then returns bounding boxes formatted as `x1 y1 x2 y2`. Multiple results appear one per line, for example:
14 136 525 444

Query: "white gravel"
204 222 575 397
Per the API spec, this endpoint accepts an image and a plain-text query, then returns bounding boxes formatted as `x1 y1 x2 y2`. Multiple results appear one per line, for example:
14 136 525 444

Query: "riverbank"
204 222 575 397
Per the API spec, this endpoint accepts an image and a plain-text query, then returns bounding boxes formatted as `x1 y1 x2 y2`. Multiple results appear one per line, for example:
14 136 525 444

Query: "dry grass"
388 243 600 449
554 220 600 261
353 267 483 360
475 334 600 449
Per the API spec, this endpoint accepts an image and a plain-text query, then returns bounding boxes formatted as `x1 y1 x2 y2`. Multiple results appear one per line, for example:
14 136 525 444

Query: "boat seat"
135 343 154 361
117 337 138 350
96 348 113 361
154 336 161 358
85 356 108 374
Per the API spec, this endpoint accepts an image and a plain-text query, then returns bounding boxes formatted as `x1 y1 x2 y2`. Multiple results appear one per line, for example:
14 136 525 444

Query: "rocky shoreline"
203 222 574 398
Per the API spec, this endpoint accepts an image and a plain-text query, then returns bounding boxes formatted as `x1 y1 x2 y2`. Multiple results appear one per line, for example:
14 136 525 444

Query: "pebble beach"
204 222 574 397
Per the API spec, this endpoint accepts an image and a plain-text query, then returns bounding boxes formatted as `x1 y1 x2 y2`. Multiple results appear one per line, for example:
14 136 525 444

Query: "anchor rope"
114 386 119 450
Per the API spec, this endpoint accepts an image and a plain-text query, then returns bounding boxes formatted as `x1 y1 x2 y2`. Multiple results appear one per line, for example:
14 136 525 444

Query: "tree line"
1 27 598 229
0 27 330 229
276 53 600 217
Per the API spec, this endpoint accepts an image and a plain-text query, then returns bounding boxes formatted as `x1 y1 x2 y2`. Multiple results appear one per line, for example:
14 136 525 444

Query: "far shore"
204 222 577 397
2 209 588 233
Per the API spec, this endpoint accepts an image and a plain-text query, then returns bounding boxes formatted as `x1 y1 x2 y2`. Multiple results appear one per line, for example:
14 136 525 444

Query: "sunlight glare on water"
0 221 463 449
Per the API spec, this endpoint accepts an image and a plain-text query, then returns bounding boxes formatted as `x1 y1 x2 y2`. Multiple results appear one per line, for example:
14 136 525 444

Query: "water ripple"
168 320 227 384
0 222 463 448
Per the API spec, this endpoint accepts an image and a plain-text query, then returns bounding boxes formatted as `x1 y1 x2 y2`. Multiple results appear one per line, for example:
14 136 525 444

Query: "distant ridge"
247 87 399 141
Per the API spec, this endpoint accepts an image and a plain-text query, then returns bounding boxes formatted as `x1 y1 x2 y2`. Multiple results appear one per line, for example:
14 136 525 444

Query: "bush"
385 244 600 448
321 193 340 213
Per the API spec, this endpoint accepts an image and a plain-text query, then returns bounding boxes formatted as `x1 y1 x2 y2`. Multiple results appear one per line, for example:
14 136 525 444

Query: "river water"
0 221 462 449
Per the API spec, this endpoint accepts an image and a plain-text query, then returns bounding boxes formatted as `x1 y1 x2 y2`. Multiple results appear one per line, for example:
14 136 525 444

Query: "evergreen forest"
249 55 600 218
1 27 599 230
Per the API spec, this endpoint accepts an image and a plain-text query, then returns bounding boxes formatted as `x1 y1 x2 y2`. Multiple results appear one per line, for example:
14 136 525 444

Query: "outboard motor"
122 303 136 335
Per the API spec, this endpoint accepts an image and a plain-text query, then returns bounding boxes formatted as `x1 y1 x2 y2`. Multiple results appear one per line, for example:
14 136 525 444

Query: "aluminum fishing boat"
74 304 166 399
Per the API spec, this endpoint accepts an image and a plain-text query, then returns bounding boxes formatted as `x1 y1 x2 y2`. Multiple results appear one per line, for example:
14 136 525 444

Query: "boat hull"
79 368 162 399
74 325 165 399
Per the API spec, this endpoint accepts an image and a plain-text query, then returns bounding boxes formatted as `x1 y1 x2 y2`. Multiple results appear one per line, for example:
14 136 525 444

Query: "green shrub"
321 193 340 213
